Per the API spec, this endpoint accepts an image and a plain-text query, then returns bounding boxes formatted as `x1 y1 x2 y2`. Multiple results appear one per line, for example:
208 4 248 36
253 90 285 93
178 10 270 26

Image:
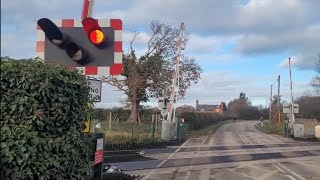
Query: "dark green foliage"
1 57 93 180
228 92 261 120
179 112 232 130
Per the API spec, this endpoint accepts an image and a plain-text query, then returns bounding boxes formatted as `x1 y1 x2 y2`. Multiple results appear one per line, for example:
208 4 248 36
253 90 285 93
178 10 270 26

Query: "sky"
1 0 319 108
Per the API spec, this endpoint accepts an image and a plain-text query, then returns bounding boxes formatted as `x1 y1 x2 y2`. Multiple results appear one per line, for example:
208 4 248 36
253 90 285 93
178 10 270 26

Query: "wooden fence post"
155 114 158 134
108 111 112 129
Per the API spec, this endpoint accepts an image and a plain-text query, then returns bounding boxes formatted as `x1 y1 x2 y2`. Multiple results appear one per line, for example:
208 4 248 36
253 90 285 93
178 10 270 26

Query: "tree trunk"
128 91 141 123
128 99 141 123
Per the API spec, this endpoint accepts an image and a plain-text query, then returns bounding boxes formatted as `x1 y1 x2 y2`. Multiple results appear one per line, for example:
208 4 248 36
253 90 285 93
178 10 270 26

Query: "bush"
1 58 93 179
179 112 231 130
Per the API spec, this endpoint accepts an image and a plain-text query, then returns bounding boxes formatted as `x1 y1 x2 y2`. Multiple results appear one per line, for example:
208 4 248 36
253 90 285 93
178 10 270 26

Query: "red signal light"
89 30 104 45
82 17 105 45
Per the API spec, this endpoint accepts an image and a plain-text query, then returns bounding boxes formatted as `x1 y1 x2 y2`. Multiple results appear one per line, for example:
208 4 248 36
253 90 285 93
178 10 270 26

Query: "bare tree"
295 96 320 119
311 55 320 95
101 21 202 123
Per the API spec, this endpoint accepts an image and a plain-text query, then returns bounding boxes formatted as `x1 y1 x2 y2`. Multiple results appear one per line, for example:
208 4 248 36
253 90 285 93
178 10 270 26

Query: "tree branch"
130 30 140 53
101 75 129 94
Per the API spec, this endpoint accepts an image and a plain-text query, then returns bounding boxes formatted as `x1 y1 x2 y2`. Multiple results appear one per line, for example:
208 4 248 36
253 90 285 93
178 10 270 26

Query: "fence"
91 114 162 144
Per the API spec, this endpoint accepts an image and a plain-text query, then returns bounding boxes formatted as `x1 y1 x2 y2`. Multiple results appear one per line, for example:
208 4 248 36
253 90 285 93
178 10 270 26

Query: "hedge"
1 57 93 180
179 112 232 130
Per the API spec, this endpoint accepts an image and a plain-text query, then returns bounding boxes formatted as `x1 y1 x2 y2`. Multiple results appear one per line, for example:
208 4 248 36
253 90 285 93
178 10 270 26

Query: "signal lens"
89 30 104 45
65 42 86 62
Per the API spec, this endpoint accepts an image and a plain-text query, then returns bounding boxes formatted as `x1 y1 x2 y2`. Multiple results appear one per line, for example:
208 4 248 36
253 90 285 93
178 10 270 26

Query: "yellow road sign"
83 119 91 133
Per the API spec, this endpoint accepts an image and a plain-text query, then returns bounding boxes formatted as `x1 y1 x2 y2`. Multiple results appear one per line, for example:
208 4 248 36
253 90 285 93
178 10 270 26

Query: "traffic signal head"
82 17 105 45
37 18 88 64
65 42 87 62
37 18 64 46
36 18 123 75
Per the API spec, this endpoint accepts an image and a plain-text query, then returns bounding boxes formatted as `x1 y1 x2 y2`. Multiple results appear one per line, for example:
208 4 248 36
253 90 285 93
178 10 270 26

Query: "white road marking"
202 129 214 145
273 159 306 180
142 138 191 180
238 121 306 180
286 175 298 180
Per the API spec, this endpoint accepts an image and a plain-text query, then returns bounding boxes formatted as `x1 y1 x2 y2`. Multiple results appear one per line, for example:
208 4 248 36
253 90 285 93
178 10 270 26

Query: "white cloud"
93 70 311 109
279 54 318 70
170 71 309 107
94 83 126 108
187 35 219 53
1 0 318 109
2 0 319 69
0 32 35 58
122 31 151 46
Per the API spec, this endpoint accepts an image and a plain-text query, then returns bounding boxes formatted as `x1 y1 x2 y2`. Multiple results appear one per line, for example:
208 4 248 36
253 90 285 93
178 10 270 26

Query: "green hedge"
1 58 93 180
179 112 232 130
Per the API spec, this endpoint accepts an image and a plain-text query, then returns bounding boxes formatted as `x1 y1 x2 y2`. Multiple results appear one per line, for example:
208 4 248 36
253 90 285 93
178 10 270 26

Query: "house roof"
177 105 196 110
197 104 220 111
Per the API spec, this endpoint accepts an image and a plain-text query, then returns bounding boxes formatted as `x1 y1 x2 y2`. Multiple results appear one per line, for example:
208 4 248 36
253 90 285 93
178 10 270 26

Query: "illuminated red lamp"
82 17 105 45
89 29 104 45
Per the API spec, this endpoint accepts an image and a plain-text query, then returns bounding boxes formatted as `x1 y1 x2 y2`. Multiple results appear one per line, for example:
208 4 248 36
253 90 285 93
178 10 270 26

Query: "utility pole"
269 84 273 121
277 75 281 124
265 99 268 109
289 57 295 126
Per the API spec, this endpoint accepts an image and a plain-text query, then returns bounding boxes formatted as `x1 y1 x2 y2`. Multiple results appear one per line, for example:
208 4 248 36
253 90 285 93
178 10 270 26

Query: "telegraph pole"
277 75 280 124
269 85 273 121
289 57 295 126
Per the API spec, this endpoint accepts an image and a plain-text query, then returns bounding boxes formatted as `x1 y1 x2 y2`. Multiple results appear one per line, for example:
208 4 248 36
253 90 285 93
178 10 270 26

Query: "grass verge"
257 121 284 135
188 120 232 138
102 120 231 144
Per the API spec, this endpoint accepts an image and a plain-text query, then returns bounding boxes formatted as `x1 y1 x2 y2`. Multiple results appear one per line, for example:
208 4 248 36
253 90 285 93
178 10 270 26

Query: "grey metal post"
278 75 281 124
270 85 273 121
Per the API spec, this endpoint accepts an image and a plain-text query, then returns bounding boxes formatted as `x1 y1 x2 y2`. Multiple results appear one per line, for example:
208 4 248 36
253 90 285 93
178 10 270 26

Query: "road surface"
122 121 320 180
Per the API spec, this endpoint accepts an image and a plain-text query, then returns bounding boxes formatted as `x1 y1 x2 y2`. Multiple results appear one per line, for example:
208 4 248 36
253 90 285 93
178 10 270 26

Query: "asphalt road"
121 121 320 180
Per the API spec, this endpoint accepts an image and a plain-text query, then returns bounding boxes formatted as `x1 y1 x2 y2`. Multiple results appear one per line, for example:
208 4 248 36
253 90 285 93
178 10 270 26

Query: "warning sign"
87 79 102 102
94 149 103 165
83 119 90 133
96 138 103 151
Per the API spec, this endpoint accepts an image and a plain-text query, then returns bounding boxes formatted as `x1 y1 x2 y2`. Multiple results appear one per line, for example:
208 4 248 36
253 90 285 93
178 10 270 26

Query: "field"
93 119 231 144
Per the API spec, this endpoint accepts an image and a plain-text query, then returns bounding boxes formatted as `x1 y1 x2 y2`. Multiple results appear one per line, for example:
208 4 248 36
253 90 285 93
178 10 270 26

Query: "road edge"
202 120 232 145
255 123 270 134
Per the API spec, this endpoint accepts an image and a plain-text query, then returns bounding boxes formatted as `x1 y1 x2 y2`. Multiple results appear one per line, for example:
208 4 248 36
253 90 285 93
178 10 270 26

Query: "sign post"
89 133 104 180
283 103 299 136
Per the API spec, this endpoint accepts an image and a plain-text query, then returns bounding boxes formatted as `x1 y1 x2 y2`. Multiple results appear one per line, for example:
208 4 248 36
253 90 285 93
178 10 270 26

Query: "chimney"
220 102 224 111
196 100 199 109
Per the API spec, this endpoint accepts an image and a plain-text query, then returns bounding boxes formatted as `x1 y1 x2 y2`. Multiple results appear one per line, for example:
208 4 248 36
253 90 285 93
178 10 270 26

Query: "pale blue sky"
1 0 319 108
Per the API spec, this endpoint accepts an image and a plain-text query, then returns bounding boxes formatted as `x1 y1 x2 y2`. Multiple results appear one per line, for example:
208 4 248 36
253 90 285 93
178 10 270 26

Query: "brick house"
195 100 227 114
